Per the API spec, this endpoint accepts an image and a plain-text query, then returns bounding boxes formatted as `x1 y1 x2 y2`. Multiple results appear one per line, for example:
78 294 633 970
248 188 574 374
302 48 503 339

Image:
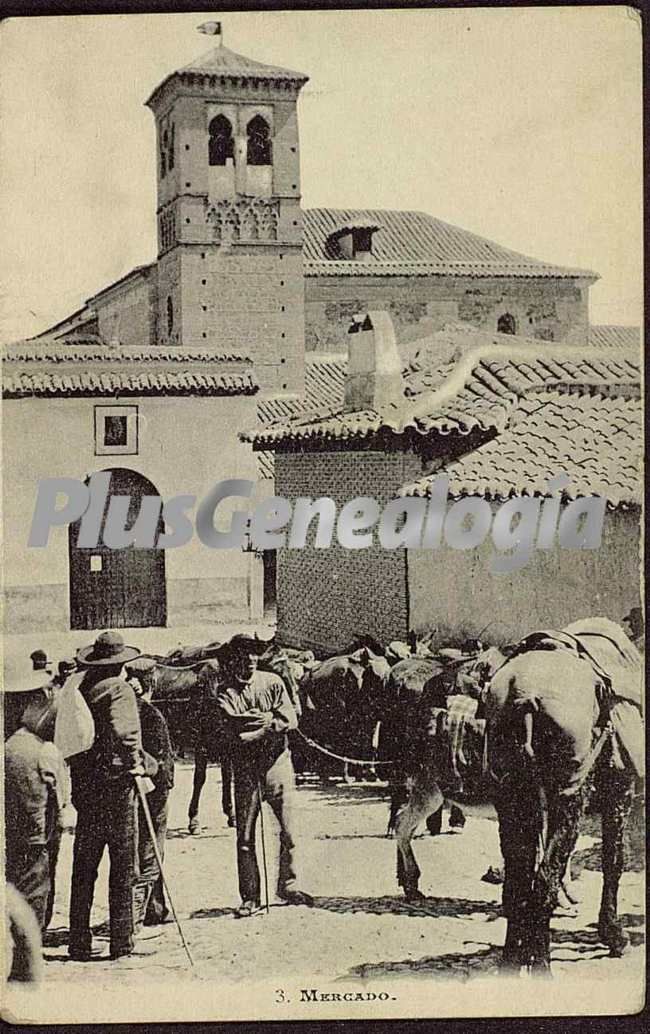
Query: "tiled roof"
179 44 308 83
588 325 641 350
3 370 257 399
3 338 257 398
3 340 249 364
258 355 346 425
303 209 597 280
404 391 641 508
256 354 347 479
146 44 308 107
244 336 640 448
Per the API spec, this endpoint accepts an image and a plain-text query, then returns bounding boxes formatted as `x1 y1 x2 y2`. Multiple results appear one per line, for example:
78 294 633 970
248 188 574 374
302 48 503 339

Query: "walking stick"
256 778 271 915
134 775 195 968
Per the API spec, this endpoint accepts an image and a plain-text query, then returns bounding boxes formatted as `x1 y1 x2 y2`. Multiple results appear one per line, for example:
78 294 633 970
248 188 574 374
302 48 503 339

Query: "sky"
0 7 643 344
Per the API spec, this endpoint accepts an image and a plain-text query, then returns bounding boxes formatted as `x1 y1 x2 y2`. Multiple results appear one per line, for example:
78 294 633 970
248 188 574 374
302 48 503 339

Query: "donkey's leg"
529 780 588 974
188 750 208 832
395 773 443 900
598 767 634 956
495 779 540 972
387 779 408 838
221 756 236 827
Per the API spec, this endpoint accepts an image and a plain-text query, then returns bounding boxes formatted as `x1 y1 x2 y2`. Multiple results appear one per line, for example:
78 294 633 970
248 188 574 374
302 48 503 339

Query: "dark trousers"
144 876 168 925
234 750 299 905
6 841 51 932
44 829 61 930
69 783 136 956
133 791 169 930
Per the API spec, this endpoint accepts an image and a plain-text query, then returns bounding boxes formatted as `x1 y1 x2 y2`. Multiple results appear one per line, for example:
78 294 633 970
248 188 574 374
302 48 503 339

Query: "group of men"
4 628 312 972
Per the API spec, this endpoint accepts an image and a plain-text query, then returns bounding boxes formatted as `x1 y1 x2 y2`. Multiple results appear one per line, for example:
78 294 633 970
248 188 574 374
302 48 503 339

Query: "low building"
2 340 260 634
246 315 641 653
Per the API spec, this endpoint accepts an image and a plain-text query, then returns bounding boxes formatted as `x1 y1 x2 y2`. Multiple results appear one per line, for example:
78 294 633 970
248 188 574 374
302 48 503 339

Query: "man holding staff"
213 635 313 918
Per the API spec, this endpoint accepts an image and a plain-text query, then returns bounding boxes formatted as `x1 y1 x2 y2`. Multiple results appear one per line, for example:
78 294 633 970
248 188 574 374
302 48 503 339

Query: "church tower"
146 30 308 393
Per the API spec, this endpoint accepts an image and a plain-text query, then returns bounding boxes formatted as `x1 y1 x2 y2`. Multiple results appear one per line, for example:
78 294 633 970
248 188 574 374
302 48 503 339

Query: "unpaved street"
6 763 645 1022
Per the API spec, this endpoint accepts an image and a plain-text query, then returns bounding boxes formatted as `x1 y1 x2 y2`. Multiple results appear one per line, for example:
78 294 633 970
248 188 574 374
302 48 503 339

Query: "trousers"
69 782 136 957
6 841 51 932
133 791 169 930
233 750 299 905
44 829 61 930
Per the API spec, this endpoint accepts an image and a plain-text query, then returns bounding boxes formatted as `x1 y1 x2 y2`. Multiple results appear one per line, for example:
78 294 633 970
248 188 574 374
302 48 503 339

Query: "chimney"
344 310 404 412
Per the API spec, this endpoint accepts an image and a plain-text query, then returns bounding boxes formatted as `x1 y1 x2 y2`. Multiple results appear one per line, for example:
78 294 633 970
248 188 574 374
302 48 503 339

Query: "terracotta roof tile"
404 391 641 507
4 341 249 364
3 369 257 399
303 209 597 280
588 325 641 350
244 339 640 509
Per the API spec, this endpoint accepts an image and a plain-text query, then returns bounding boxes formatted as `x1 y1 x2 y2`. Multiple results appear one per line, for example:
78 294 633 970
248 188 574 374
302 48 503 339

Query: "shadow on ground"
341 911 644 983
343 943 502 982
310 894 501 920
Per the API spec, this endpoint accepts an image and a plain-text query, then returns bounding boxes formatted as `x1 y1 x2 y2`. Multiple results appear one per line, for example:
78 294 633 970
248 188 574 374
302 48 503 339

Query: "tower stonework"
146 43 308 394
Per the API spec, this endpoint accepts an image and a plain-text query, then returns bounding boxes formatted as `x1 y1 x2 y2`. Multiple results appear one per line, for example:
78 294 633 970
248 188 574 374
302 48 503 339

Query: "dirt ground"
7 760 643 1022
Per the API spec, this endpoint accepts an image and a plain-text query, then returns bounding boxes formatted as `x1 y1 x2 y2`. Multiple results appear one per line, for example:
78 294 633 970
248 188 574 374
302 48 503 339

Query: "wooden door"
69 468 166 630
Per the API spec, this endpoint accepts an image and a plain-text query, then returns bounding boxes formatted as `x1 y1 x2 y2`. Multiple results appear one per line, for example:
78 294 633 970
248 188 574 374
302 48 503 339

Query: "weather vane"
197 21 223 45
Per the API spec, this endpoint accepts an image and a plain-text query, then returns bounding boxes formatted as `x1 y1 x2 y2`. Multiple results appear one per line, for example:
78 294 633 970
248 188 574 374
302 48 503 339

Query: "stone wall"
304 275 590 353
95 272 157 348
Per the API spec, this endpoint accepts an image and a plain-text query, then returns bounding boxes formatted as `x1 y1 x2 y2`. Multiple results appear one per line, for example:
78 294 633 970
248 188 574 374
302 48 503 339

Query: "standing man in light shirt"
214 635 313 918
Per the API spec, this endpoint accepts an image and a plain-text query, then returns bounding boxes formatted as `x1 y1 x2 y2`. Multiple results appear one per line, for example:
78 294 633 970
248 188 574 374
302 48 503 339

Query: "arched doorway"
69 468 166 630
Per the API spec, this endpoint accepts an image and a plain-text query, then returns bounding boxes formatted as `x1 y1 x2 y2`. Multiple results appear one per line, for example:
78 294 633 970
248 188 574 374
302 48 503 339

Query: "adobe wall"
3 394 264 634
407 505 641 642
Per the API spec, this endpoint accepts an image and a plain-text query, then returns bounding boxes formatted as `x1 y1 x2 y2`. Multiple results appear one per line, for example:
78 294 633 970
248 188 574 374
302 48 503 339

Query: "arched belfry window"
167 296 174 336
168 123 175 171
497 313 516 335
160 129 168 178
247 115 272 166
208 115 234 166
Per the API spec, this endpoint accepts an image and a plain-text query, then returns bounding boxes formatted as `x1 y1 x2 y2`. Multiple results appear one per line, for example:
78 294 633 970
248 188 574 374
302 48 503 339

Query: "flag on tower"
197 21 222 37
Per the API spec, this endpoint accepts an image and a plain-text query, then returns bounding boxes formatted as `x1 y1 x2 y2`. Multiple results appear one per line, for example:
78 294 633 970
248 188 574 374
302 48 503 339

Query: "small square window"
104 415 128 447
94 405 138 456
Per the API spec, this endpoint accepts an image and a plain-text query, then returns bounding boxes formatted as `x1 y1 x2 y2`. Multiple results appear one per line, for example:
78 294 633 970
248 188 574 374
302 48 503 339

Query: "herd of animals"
140 615 644 975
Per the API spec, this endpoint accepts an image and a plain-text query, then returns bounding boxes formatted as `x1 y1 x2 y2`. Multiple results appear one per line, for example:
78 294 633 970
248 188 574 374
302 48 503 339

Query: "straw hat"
2 653 52 694
3 655 52 694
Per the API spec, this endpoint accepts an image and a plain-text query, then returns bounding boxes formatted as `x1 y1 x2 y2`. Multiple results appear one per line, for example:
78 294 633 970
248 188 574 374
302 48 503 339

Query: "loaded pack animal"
296 646 392 782
373 619 642 975
484 618 643 974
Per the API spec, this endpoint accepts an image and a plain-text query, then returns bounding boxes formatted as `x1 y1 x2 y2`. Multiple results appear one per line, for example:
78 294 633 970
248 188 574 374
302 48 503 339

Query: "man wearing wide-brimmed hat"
67 631 145 961
4 657 66 934
3 655 53 741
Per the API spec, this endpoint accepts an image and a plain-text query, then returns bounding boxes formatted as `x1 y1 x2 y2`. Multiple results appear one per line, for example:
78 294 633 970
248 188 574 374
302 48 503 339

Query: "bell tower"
146 28 308 394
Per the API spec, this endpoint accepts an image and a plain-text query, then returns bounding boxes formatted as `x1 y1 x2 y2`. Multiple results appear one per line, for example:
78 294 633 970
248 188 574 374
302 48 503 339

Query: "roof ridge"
398 341 640 431
3 344 251 364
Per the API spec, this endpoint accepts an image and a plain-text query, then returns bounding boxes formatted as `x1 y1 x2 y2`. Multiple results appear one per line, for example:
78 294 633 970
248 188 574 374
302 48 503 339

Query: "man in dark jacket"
214 635 313 917
126 657 174 933
68 631 145 961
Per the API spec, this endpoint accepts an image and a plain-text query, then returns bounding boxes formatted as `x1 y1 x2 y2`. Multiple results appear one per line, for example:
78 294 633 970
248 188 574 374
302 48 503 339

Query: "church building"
2 31 638 638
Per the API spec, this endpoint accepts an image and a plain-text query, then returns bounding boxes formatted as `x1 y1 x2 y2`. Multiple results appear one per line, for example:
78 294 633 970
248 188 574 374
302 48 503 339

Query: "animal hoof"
227 815 236 828
598 919 629 956
481 866 504 885
188 819 201 835
403 887 425 902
